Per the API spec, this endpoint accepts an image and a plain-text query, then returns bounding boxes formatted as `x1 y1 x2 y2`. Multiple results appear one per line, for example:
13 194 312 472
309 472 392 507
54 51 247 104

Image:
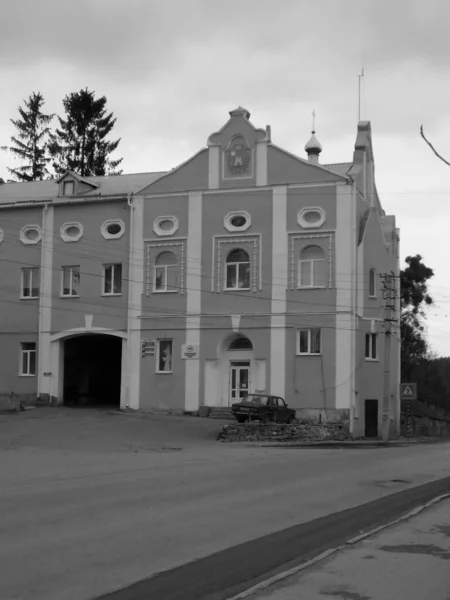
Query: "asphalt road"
1 410 450 600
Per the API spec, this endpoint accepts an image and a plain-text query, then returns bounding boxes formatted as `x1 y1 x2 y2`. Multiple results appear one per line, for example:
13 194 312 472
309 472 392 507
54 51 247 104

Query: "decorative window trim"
153 216 179 237
145 239 186 296
224 249 251 291
60 221 83 243
224 211 251 233
0 228 4 244
288 232 334 290
297 328 322 355
101 219 125 240
297 207 326 229
212 234 261 293
20 225 42 245
369 268 377 298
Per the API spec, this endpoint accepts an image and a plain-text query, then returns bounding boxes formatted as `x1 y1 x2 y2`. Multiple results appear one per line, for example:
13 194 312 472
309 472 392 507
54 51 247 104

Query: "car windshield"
242 395 269 405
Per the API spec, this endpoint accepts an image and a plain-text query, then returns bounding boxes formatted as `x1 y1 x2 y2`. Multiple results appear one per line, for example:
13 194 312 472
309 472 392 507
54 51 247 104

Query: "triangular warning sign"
402 385 414 397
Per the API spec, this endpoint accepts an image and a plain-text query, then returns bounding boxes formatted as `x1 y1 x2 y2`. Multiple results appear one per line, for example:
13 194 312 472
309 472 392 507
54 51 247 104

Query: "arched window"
225 248 250 290
154 251 178 292
298 245 326 288
369 268 376 297
228 336 253 350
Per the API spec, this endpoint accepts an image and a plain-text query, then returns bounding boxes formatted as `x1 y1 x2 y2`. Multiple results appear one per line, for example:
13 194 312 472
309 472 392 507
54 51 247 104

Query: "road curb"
225 493 450 600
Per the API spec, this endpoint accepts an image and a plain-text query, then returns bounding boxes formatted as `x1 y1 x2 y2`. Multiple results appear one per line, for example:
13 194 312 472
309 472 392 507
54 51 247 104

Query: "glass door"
229 361 251 404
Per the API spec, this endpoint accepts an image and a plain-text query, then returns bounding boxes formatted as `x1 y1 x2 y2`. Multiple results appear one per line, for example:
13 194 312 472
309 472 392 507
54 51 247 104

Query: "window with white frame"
154 251 178 292
298 245 326 288
156 339 173 373
365 333 378 360
297 328 321 355
21 267 40 298
103 264 122 295
63 181 75 196
61 266 80 297
20 342 36 375
369 268 376 297
225 248 250 290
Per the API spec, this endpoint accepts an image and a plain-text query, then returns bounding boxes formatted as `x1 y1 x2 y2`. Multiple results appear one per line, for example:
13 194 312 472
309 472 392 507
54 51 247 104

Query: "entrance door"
365 399 379 438
230 361 251 405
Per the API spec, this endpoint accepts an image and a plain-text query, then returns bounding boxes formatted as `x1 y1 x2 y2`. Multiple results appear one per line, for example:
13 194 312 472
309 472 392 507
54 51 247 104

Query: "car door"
275 397 289 422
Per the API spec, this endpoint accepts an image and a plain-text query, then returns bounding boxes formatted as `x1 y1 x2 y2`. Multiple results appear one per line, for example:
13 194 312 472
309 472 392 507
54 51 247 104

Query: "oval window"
107 223 122 235
230 215 247 228
303 210 321 224
25 229 39 241
159 219 175 231
66 226 80 237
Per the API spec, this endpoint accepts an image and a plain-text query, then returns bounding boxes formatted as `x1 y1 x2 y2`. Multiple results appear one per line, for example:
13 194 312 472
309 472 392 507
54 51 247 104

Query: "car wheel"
286 415 293 425
262 413 271 424
236 416 246 424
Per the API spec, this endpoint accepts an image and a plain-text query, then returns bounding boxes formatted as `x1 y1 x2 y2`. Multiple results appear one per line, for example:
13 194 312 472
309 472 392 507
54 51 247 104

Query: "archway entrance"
63 334 122 407
204 333 267 407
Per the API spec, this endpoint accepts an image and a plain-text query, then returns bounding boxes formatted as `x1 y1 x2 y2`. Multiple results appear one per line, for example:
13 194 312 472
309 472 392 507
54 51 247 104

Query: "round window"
66 226 80 237
230 215 247 228
303 210 321 224
159 219 175 231
107 223 122 235
25 229 39 241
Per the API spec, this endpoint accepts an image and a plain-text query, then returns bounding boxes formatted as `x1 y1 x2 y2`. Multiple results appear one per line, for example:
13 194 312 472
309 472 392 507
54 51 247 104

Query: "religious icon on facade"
225 136 251 177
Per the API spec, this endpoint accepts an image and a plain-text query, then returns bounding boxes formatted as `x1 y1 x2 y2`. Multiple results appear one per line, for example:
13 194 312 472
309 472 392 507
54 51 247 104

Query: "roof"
323 162 353 176
0 172 168 204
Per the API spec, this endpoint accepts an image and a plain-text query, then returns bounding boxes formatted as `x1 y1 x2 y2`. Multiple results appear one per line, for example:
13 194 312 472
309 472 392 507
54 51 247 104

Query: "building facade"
0 107 400 437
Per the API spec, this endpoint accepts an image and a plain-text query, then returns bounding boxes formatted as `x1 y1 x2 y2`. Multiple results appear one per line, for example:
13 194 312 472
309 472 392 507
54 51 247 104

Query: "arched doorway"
204 333 267 407
63 334 122 407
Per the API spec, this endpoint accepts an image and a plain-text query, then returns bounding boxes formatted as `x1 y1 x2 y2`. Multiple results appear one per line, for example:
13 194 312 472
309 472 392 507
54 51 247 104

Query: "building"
0 106 400 438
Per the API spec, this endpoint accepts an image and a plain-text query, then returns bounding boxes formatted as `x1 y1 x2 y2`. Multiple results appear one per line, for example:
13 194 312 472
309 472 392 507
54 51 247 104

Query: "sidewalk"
240 498 450 600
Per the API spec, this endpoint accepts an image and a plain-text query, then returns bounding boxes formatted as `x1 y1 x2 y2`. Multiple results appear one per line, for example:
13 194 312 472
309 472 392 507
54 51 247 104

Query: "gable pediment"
56 171 98 197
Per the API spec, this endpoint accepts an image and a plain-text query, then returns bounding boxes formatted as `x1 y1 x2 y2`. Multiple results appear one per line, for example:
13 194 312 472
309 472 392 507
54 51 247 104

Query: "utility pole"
381 273 397 443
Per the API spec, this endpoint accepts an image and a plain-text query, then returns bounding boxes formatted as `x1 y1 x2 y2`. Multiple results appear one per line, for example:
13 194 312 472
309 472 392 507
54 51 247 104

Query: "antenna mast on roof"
358 68 364 122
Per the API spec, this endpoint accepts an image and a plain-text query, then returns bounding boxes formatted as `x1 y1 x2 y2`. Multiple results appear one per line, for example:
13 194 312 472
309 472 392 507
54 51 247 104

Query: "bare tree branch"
420 125 450 167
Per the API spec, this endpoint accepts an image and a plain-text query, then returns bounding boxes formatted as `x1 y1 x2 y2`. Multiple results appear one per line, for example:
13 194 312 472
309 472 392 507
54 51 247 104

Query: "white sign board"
181 344 199 359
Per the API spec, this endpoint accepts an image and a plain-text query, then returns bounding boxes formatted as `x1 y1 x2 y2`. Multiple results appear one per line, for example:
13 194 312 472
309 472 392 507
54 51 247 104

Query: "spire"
304 110 323 163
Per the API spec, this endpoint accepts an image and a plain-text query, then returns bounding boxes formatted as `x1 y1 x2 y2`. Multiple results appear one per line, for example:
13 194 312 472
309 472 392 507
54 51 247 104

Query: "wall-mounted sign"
181 344 199 359
141 340 155 357
43 372 52 377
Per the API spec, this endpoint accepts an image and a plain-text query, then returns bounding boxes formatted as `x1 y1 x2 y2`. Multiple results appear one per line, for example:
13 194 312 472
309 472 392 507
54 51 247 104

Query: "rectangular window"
21 267 40 298
226 262 250 289
61 266 80 297
103 263 122 295
20 342 36 376
369 269 376 297
156 339 173 373
365 333 378 359
299 260 326 288
298 328 321 355
63 181 74 196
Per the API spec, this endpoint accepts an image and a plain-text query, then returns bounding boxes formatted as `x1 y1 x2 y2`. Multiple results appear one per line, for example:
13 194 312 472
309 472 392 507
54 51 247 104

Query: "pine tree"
1 92 54 181
48 88 123 177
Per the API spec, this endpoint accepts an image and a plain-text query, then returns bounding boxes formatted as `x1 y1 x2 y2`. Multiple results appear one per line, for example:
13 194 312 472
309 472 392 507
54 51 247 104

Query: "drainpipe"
37 202 49 400
125 193 134 409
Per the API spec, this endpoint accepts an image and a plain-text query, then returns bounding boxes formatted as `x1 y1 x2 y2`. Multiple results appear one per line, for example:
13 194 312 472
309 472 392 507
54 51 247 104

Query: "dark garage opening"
63 334 122 407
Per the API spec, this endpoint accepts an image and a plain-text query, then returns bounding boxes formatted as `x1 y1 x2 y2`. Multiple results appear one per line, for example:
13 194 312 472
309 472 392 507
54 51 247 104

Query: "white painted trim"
101 219 125 240
256 140 267 186
145 239 186 295
270 186 287 398
153 215 179 237
224 210 251 233
101 263 123 296
126 196 144 409
37 205 54 399
297 206 326 229
335 184 355 410
212 233 262 293
0 228 4 243
208 145 220 190
20 224 42 245
185 191 202 411
50 328 127 342
60 221 83 243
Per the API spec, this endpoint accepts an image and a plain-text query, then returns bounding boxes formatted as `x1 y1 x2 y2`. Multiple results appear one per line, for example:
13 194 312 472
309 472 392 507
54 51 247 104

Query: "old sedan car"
231 393 296 424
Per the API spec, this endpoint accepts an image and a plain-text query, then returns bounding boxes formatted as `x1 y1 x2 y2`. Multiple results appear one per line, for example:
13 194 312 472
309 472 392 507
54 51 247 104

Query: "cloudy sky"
1 0 450 356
